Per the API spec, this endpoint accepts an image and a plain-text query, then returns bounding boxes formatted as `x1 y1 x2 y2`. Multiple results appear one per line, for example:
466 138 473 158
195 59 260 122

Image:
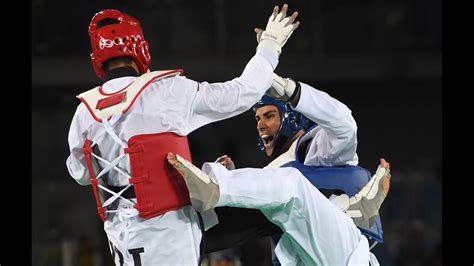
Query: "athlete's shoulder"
146 69 185 81
156 71 200 90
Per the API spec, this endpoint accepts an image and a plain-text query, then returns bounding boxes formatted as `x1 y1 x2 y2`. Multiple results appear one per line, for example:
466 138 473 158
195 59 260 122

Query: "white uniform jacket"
66 48 277 265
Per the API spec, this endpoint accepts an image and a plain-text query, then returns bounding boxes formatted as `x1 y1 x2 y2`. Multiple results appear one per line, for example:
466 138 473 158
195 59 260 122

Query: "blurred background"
32 0 441 265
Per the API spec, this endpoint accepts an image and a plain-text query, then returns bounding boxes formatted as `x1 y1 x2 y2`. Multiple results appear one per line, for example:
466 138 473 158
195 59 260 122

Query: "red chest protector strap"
125 132 192 218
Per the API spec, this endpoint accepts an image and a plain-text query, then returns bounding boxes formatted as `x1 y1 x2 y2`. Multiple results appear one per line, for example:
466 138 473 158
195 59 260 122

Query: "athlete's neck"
104 66 140 82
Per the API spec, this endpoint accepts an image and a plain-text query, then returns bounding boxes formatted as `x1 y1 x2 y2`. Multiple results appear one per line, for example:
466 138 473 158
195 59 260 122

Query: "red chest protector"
125 132 191 218
78 69 192 221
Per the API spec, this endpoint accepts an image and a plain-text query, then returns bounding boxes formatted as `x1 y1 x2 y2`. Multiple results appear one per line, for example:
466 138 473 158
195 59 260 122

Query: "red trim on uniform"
96 91 127 110
90 178 99 186
122 69 184 114
77 69 185 123
83 145 93 154
77 96 104 122
98 206 106 219
98 81 134 96
83 138 108 221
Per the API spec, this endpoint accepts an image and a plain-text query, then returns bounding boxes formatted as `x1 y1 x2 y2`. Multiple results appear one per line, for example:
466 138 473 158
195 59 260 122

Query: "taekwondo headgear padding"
89 9 151 79
253 95 312 157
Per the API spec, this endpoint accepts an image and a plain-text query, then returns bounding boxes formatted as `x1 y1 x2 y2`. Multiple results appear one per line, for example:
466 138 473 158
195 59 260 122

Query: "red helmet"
88 9 151 79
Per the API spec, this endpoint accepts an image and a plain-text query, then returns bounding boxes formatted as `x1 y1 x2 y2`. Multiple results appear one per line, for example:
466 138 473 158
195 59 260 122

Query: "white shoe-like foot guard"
332 166 391 230
167 153 220 212
348 165 391 229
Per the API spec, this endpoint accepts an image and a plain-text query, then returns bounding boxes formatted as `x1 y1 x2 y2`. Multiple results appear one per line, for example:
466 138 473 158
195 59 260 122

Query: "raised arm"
271 73 356 137
268 73 358 165
186 4 300 132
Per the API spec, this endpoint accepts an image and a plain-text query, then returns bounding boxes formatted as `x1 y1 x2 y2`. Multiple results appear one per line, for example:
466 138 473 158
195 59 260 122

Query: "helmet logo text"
99 37 115 49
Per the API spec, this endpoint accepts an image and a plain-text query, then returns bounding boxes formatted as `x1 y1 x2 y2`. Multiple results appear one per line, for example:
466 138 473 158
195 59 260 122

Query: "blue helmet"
253 95 313 157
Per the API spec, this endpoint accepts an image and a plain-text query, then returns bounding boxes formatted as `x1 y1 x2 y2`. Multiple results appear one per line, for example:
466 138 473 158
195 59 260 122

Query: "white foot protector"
331 166 391 229
170 154 220 212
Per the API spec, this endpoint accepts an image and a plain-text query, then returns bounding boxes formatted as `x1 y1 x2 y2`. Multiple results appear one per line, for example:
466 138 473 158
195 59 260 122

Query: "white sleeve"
185 49 277 133
294 83 358 166
66 104 91 186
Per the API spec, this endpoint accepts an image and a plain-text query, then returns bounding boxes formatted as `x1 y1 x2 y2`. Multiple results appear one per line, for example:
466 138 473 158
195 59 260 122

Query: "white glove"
266 73 296 101
257 5 299 56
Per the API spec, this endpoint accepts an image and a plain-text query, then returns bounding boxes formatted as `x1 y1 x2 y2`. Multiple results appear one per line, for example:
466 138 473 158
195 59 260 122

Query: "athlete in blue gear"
168 72 391 265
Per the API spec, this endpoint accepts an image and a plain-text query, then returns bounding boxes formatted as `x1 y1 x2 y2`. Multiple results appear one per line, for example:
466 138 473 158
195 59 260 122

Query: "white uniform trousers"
104 201 202 266
204 163 370 266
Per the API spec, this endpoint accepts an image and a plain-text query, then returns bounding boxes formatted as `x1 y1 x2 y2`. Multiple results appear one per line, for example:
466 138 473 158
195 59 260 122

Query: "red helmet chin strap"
89 9 151 79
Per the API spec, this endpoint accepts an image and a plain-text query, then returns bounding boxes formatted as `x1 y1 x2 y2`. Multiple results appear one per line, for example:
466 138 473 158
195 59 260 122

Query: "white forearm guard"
266 73 296 100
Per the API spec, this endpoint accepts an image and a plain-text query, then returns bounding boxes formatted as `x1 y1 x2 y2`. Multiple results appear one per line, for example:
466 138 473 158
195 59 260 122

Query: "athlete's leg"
167 153 367 265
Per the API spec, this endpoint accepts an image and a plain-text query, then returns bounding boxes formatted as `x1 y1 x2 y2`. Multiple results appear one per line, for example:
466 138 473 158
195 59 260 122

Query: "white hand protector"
266 73 296 101
257 6 299 56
